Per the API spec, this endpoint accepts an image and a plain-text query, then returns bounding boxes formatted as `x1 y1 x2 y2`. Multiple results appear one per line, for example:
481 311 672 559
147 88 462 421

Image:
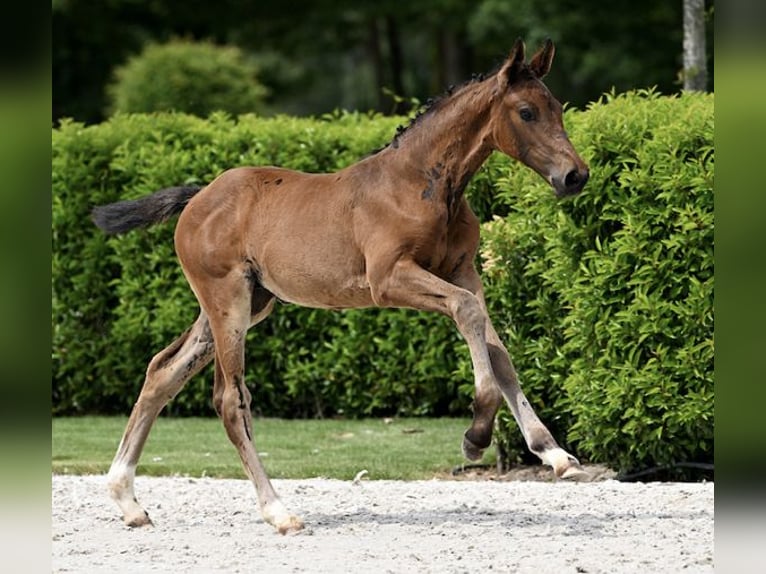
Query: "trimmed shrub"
484 89 713 475
106 39 269 117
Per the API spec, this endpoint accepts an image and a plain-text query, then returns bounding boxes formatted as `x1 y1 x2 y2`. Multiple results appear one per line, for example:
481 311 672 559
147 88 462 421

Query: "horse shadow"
301 505 712 538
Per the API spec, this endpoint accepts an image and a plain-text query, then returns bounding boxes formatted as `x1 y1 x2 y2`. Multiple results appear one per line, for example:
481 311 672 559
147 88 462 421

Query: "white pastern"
539 447 589 480
262 500 304 535
106 462 152 526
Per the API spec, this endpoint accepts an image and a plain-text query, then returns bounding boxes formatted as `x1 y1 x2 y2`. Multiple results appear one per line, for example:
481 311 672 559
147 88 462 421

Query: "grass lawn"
52 416 491 480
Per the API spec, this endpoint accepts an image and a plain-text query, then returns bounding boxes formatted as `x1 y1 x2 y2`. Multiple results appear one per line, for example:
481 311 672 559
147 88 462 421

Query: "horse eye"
519 108 535 122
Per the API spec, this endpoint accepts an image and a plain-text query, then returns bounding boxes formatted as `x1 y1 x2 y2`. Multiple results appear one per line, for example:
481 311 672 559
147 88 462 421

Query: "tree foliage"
106 39 269 117
53 0 714 123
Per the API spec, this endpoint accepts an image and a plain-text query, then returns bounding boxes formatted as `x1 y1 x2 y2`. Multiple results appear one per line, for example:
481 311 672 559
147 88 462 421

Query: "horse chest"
411 214 477 280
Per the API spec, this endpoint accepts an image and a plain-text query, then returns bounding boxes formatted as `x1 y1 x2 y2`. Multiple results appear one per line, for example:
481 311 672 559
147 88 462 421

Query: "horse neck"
385 79 497 190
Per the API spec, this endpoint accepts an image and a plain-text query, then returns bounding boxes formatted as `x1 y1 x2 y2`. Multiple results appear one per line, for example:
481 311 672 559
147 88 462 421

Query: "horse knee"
451 291 486 336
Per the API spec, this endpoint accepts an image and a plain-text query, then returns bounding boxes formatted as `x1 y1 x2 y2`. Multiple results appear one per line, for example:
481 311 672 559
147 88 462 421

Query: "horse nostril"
565 169 580 187
564 168 589 192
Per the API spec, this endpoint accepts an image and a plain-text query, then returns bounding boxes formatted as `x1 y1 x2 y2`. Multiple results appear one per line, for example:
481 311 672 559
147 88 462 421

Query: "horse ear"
529 39 555 79
498 38 526 88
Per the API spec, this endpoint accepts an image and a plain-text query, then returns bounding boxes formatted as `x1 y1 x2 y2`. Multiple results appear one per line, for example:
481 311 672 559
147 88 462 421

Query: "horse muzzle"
552 166 589 198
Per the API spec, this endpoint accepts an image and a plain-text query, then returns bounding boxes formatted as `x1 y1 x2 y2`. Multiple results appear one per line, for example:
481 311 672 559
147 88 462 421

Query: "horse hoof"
276 515 305 535
461 436 485 462
125 510 153 527
559 464 591 482
542 447 590 481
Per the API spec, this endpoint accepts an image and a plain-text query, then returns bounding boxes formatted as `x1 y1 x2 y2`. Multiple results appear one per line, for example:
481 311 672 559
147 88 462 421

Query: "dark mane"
383 59 535 151
386 74 486 149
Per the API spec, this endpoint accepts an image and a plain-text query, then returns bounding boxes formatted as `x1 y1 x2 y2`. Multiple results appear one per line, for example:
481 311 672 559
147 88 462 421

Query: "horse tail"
91 185 204 235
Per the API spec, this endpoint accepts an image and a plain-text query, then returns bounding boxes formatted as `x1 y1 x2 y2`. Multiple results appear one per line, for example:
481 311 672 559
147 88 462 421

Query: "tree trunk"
436 29 466 93
385 16 407 114
367 19 386 113
683 0 707 91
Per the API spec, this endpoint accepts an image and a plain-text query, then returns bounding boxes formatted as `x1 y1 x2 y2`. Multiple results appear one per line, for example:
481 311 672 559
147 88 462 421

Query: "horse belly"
257 247 373 310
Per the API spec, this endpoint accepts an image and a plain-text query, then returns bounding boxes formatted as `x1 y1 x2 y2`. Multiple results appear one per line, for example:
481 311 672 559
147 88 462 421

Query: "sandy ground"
52 473 713 573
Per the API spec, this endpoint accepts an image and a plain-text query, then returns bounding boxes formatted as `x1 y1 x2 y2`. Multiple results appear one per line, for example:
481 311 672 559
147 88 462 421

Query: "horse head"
490 38 589 197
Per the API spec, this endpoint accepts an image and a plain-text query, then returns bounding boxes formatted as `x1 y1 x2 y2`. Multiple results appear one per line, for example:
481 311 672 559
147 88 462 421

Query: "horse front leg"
460 346 503 462
369 258 507 461
456 266 588 479
484 324 588 479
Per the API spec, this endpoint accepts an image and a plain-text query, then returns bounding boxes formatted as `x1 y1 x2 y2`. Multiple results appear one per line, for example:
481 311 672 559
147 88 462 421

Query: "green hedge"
52 91 713 474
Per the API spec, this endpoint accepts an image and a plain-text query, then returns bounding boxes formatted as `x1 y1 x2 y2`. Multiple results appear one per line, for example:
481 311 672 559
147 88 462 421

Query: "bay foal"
93 39 589 534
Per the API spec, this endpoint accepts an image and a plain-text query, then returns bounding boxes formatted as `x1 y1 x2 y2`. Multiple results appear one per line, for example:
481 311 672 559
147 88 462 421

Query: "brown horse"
92 38 589 534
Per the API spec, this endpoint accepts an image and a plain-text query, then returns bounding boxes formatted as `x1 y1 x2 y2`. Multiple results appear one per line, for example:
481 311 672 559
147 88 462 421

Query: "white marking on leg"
106 462 152 526
262 499 304 535
540 447 590 481
106 460 135 501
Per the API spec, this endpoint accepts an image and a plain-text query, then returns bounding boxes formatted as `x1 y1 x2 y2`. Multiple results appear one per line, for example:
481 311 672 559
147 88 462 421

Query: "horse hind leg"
202 274 303 534
106 312 215 526
211 282 275 418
